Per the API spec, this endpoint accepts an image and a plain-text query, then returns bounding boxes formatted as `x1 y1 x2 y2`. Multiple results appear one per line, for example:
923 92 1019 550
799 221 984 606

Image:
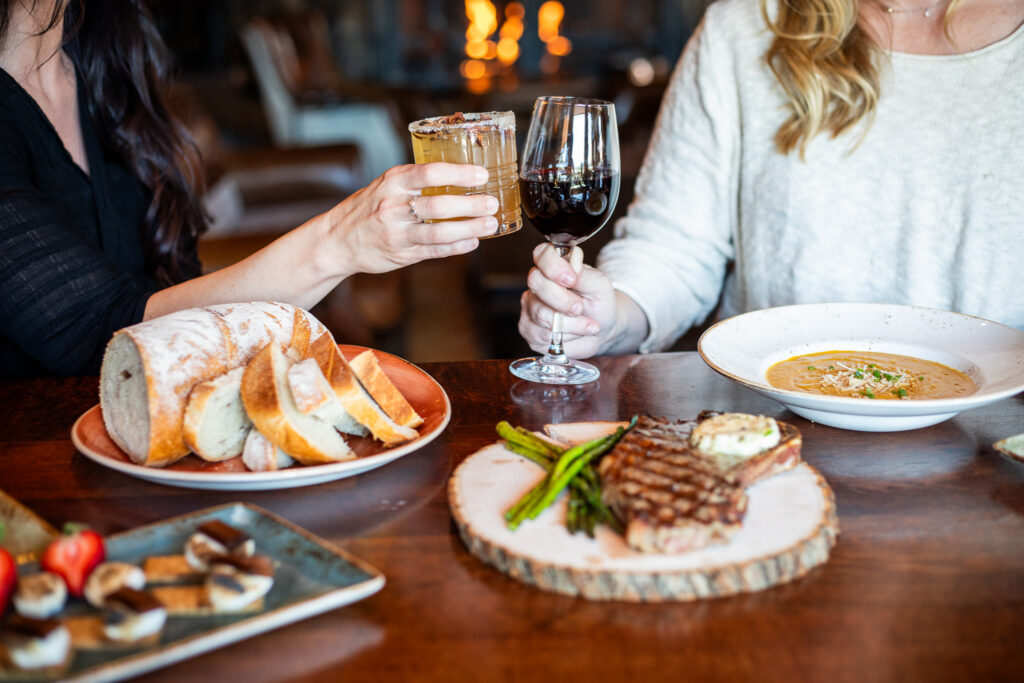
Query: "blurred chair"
240 14 407 181
202 144 363 239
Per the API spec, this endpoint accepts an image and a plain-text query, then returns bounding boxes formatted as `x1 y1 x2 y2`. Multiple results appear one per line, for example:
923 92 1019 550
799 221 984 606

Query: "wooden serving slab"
448 423 838 602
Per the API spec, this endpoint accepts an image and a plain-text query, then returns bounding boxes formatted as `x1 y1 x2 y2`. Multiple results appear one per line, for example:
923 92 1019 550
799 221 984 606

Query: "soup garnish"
766 351 975 400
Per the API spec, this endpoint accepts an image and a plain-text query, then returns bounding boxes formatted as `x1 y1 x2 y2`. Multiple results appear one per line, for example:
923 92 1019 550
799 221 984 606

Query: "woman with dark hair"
0 0 496 376
518 0 1024 358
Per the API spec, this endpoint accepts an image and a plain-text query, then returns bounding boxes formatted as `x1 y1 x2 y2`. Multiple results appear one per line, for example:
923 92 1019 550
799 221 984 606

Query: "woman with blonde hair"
518 0 1024 358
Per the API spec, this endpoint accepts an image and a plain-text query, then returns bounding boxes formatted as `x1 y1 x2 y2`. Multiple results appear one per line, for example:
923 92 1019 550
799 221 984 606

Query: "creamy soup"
766 351 975 400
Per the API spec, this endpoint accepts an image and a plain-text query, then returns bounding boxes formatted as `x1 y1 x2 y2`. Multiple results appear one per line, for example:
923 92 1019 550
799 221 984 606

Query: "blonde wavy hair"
760 0 965 157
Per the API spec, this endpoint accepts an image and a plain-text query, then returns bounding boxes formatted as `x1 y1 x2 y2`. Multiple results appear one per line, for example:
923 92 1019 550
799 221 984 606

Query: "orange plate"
71 345 450 490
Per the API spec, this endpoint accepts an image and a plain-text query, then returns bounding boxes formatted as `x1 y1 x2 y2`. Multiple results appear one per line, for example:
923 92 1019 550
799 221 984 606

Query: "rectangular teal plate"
0 488 57 562
1 503 384 682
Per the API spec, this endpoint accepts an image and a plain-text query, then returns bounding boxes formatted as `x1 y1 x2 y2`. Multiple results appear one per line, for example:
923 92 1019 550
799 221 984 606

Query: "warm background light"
537 1 571 75
463 1 527 90
547 35 571 57
462 0 575 88
465 0 497 44
537 1 562 43
460 59 487 80
497 2 524 66
496 38 519 65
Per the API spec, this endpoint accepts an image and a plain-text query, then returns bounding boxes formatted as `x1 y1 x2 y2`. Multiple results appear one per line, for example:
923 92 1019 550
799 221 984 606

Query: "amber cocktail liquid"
408 111 521 237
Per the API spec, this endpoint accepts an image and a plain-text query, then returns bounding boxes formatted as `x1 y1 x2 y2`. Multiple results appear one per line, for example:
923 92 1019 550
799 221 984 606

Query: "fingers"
407 216 498 245
533 243 580 288
520 290 599 337
388 162 489 192
409 238 482 261
415 193 498 220
376 193 498 234
518 304 597 356
526 264 585 317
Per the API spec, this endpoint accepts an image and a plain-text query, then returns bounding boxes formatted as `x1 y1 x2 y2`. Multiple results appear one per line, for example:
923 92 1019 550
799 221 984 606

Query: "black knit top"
0 67 197 376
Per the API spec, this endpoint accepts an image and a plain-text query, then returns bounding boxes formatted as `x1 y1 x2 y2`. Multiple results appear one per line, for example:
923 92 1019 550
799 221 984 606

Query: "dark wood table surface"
3 352 1023 682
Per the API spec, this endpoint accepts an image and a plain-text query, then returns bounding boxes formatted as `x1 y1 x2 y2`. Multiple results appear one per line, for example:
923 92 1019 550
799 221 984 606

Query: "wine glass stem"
543 245 572 365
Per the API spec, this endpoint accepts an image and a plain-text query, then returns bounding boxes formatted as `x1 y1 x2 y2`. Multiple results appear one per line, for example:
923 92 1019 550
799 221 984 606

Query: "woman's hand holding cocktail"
319 162 499 278
519 243 650 360
145 161 499 319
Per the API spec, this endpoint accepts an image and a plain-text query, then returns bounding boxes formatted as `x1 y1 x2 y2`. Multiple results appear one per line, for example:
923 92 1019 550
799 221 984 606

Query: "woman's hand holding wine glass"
519 242 650 362
510 96 620 384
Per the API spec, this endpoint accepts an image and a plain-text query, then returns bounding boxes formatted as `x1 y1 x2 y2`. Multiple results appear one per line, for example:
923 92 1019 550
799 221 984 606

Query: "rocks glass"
408 111 522 237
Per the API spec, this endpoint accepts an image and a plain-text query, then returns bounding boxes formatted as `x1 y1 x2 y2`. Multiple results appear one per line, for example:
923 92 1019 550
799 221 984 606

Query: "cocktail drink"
408 111 522 237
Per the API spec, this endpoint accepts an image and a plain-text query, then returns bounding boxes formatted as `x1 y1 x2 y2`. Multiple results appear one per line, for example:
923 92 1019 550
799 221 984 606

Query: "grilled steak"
598 413 802 554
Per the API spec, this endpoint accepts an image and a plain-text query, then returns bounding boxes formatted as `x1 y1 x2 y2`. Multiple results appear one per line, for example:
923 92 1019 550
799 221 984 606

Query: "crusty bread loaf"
241 429 295 472
306 334 417 447
241 343 355 465
287 359 368 437
99 302 328 467
183 366 251 462
348 349 424 429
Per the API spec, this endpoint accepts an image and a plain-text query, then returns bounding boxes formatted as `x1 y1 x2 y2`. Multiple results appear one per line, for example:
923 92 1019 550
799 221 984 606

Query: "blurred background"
152 0 714 362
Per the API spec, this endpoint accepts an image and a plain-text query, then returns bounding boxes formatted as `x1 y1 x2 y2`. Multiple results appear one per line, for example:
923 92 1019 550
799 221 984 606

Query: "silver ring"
408 196 422 223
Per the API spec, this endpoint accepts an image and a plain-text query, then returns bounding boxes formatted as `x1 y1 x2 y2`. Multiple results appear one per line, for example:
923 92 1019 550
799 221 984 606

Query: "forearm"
144 162 498 321
144 213 348 320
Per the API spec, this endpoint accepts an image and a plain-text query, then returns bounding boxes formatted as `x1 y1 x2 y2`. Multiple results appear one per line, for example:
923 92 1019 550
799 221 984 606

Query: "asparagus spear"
508 424 632 529
499 418 635 534
521 430 625 523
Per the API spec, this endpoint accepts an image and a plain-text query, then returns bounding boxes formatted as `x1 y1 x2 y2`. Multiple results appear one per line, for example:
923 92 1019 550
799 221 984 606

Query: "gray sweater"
599 0 1024 352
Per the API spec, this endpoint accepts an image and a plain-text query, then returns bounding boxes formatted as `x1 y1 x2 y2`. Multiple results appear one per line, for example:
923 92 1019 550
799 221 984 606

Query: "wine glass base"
509 357 600 385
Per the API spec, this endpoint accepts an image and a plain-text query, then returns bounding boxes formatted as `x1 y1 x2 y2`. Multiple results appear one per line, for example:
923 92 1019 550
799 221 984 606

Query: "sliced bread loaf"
241 343 354 465
183 366 251 462
100 302 328 467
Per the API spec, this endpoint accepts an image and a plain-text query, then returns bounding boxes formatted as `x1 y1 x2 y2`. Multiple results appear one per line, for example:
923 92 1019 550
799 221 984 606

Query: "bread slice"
348 350 424 429
99 302 329 467
240 343 354 465
306 335 417 447
288 358 332 415
287 359 367 437
182 367 251 461
240 429 295 472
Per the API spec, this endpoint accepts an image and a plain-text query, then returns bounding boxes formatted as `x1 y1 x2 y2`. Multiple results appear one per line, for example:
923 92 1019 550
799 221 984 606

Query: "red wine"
519 169 620 246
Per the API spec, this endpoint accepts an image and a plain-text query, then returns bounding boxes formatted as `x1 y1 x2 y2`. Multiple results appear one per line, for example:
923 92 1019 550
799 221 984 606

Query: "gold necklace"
881 0 952 17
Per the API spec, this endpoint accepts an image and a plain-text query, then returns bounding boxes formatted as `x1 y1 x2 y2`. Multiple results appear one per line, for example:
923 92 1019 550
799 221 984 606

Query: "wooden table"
3 352 1023 682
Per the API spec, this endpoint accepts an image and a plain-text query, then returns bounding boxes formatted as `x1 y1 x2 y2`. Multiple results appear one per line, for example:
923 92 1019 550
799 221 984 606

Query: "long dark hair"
1 0 206 286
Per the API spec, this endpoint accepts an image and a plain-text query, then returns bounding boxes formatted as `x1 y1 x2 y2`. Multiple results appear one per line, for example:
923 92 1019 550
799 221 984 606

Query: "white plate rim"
699 304 1024 405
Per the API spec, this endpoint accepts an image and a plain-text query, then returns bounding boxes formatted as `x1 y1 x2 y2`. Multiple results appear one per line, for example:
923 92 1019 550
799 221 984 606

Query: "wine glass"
510 96 620 385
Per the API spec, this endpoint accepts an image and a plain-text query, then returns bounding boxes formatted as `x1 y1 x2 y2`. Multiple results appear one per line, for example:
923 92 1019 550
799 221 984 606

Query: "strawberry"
40 523 105 597
0 521 16 614
0 550 14 615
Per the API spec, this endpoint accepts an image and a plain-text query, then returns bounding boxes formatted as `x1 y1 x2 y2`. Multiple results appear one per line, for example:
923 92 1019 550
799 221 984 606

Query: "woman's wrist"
309 208 358 285
601 291 650 355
